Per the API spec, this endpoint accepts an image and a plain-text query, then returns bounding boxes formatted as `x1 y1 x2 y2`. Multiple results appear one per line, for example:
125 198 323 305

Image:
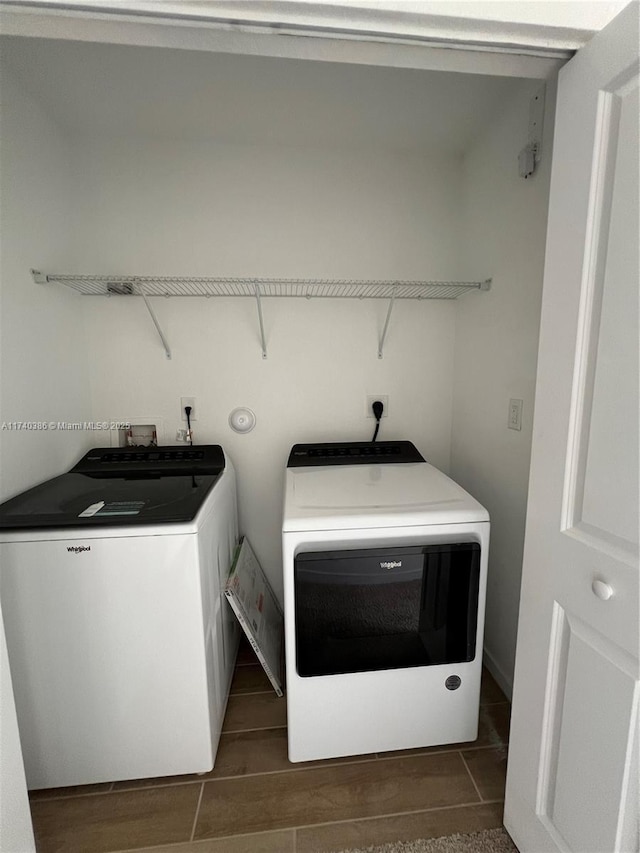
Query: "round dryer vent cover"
229 407 256 433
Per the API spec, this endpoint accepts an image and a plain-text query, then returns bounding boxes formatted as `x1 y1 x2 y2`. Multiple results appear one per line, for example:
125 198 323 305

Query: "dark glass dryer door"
294 543 480 677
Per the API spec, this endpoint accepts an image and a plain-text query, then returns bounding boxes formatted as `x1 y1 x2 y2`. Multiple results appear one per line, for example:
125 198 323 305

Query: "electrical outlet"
176 428 189 442
180 397 196 422
366 395 389 418
508 398 523 431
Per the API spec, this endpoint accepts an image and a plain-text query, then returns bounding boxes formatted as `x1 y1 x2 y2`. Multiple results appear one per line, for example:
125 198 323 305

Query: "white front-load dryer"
282 441 490 763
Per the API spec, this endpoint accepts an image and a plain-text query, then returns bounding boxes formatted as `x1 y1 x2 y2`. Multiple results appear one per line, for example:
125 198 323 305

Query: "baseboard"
483 645 513 701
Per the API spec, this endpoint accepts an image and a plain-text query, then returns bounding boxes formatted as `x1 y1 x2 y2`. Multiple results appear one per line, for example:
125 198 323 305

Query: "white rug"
338 826 519 853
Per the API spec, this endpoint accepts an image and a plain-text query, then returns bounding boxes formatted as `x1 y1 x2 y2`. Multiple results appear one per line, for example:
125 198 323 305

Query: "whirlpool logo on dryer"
67 545 91 553
380 560 401 569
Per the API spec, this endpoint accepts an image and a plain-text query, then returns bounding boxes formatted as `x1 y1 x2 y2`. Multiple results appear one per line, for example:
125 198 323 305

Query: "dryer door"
294 543 480 677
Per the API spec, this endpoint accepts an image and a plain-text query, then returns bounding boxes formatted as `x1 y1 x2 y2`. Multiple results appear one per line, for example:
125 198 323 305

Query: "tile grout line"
371 743 502 765
134 743 507 787
140 799 506 852
111 800 507 853
460 751 485 803
252 798 508 839
189 781 205 843
229 689 276 697
109 827 299 853
288 799 496 831
222 724 287 735
109 754 388 794
200 756 380 781
29 745 508 801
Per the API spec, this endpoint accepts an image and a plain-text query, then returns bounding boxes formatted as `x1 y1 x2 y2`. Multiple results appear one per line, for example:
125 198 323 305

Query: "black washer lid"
0 445 227 530
0 472 221 530
287 441 425 467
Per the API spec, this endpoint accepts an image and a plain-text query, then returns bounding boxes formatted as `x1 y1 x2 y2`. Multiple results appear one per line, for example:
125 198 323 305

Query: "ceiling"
1 36 526 155
3 1 630 50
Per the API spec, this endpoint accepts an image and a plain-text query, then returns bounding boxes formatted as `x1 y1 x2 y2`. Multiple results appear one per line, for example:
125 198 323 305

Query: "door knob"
592 579 614 601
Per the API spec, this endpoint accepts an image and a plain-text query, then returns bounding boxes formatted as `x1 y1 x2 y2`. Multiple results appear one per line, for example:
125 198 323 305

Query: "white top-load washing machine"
282 441 490 763
0 445 240 789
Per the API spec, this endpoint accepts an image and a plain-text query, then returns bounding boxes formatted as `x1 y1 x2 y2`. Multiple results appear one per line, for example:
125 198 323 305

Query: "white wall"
450 79 556 697
0 72 93 501
0 68 94 853
0 603 35 853
74 136 464 596
1 50 552 695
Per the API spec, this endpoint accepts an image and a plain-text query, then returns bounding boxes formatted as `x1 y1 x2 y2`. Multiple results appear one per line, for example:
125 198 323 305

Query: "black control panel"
72 445 225 476
287 441 425 467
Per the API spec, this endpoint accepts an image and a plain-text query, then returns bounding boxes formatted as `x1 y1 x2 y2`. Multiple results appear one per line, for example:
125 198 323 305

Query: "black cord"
185 406 193 446
371 400 384 442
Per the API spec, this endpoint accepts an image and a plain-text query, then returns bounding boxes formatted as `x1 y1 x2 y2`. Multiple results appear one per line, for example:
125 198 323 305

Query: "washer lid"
283 461 489 531
0 445 226 530
0 472 221 530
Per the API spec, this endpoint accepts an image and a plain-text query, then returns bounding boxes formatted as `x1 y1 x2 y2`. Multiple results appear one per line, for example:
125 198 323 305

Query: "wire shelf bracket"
32 270 491 360
253 280 268 359
138 287 172 360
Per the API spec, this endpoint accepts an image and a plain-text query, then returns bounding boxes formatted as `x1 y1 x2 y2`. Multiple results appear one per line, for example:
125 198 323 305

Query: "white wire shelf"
32 273 490 300
31 270 491 359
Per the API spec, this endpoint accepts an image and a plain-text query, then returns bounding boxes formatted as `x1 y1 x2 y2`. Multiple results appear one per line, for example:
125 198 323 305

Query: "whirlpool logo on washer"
67 545 91 553
380 560 401 569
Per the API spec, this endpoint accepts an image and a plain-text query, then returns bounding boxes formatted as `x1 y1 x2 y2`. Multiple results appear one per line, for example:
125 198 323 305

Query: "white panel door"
504 4 639 853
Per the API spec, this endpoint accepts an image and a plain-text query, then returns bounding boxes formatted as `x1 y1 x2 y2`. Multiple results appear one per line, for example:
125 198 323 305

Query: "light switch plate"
508 398 523 431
